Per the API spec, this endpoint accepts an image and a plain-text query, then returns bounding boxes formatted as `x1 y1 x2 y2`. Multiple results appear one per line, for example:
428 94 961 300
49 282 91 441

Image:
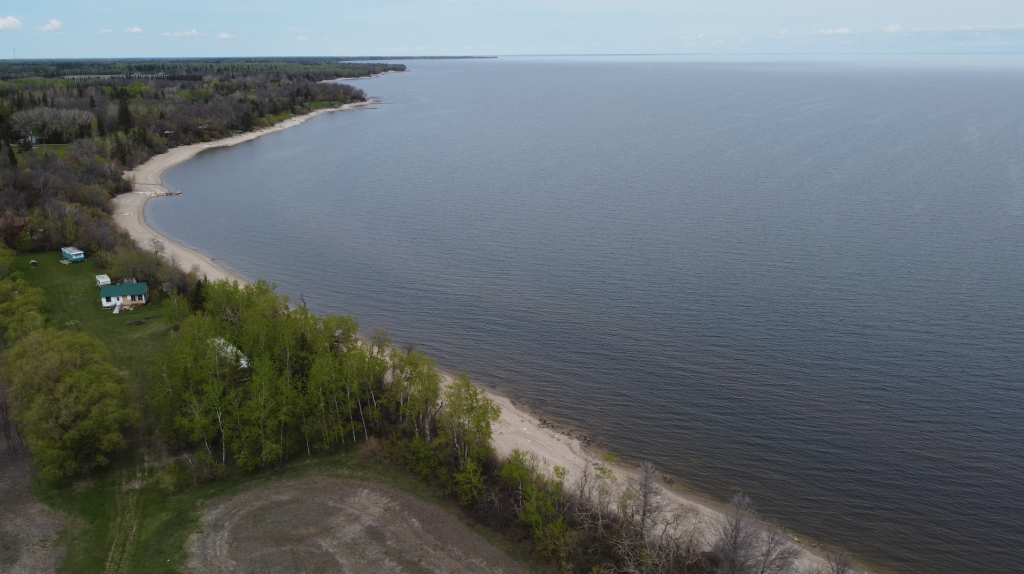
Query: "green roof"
100 283 148 298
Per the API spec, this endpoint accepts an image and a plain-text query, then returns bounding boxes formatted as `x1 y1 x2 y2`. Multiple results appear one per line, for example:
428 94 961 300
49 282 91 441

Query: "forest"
0 58 857 574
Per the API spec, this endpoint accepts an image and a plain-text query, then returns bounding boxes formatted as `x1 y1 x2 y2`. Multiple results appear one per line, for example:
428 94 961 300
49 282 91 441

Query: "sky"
2 1 1024 59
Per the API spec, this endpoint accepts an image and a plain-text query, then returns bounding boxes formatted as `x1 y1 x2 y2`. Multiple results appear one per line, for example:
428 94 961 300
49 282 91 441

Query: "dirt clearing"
0 442 66 574
186 476 530 574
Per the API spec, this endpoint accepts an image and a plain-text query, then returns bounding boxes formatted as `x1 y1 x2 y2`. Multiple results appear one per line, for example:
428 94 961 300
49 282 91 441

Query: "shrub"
156 459 192 494
453 459 486 506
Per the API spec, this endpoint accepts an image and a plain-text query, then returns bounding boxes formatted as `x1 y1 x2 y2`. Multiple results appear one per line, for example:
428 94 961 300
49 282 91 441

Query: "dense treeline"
0 59 400 150
0 58 402 81
154 280 500 496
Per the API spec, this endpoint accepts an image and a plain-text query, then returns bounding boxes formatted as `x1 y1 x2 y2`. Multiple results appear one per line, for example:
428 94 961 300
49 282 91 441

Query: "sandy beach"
113 100 379 284
113 98 857 574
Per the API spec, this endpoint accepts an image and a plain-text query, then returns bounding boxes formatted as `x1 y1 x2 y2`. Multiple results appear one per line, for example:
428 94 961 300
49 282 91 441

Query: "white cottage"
100 283 148 310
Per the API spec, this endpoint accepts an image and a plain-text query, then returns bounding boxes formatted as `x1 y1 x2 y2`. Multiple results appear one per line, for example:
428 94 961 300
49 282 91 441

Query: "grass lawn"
15 144 70 160
309 100 341 111
266 111 295 124
11 252 171 405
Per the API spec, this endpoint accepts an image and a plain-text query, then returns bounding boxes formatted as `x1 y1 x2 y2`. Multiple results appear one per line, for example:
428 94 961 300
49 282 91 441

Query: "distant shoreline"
323 69 409 82
113 92 866 574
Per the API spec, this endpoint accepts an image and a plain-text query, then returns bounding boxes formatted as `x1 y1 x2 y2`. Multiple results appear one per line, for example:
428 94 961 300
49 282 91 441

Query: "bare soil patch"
0 439 66 574
186 476 530 574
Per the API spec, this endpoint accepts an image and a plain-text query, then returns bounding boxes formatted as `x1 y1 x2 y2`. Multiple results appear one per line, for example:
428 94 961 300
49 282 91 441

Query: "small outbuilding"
100 282 149 311
61 246 86 263
96 274 111 287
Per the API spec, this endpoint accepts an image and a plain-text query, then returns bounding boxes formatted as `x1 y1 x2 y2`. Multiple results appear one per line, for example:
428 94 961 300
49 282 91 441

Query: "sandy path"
112 98 861 574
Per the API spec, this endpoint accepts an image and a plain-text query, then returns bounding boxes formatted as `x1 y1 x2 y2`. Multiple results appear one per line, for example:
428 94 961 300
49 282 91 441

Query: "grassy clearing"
15 144 71 159
266 111 295 124
11 252 171 402
309 100 341 111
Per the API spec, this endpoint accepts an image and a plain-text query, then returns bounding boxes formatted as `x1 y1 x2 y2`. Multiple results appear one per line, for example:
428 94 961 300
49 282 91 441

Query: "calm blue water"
151 57 1024 573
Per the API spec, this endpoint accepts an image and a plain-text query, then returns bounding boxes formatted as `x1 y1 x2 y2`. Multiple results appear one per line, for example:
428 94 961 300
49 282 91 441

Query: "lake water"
151 56 1024 573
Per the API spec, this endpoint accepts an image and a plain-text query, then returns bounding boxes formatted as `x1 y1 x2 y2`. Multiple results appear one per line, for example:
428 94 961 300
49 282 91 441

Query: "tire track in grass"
102 472 140 574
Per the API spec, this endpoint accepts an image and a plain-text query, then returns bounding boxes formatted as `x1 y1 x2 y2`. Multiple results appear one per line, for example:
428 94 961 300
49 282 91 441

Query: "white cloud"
884 24 903 33
779 30 789 36
37 19 62 32
945 23 1024 32
0 16 22 31
216 33 234 40
97 28 113 34
297 35 308 41
896 23 1024 34
162 29 202 38
125 26 144 34
812 27 853 35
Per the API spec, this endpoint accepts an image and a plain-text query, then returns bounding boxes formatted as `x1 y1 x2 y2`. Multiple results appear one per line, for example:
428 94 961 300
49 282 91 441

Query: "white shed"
96 274 111 287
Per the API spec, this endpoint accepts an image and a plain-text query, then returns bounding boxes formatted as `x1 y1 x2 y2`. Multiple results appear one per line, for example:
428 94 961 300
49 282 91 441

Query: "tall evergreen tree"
117 99 132 132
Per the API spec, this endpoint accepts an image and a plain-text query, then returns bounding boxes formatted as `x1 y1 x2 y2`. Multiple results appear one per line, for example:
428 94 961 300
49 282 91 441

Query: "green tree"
301 349 352 453
24 364 138 481
0 275 46 344
387 348 441 438
2 330 138 481
232 357 286 471
116 99 132 132
439 374 500 469
453 458 486 506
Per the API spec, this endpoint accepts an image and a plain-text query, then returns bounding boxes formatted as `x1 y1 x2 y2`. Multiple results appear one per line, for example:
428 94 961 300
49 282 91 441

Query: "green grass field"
12 252 171 402
309 100 341 111
265 111 296 124
15 144 70 160
12 251 544 574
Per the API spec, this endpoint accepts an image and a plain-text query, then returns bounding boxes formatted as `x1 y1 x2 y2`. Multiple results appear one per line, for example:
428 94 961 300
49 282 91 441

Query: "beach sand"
113 98 856 574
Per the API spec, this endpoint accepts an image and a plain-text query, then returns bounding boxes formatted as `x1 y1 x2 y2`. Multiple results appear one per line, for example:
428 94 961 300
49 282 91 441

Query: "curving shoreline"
112 98 862 574
114 100 383 284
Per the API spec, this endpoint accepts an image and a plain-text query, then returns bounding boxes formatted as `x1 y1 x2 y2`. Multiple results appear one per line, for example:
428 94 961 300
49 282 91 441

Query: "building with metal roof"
100 282 148 312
